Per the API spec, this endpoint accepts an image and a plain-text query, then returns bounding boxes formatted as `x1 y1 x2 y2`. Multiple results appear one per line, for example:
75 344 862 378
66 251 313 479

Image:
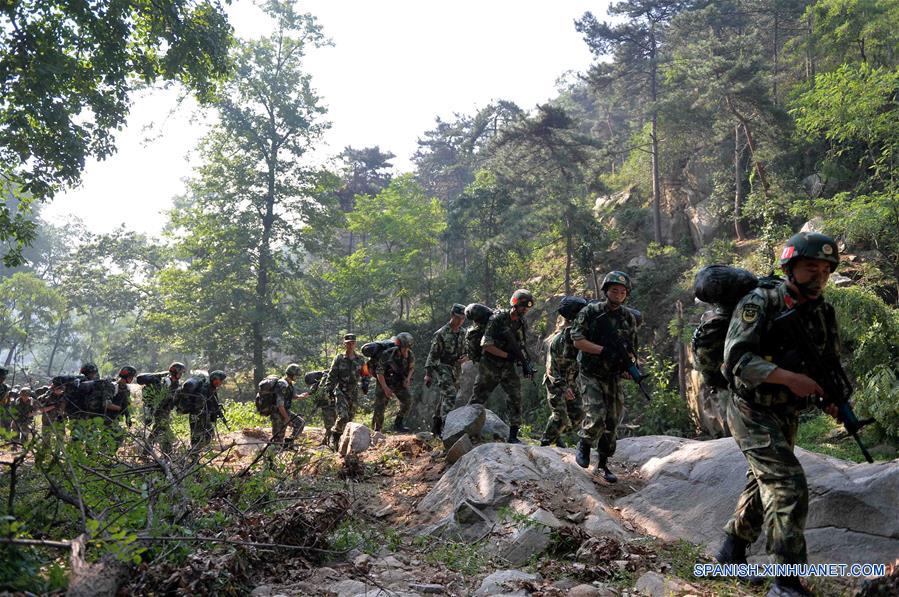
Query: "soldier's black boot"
768 576 813 597
575 439 591 468
431 415 443 436
715 533 763 584
393 415 411 433
539 438 552 446
595 455 618 483
319 430 331 446
555 437 566 448
507 426 521 444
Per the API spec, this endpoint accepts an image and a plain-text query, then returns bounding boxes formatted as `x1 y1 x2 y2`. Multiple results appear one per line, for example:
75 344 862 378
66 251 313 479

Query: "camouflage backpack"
691 265 780 389
174 374 207 415
255 376 281 416
66 379 116 419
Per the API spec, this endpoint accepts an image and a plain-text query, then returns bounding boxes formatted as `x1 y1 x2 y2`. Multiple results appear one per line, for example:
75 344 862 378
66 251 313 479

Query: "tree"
0 272 64 368
576 0 689 244
0 0 233 265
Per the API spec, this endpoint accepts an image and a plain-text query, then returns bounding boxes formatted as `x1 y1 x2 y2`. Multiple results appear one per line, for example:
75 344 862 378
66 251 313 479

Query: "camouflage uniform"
326 353 365 440
372 346 415 431
571 300 639 457
12 395 35 444
187 380 221 451
105 380 132 446
309 373 336 438
0 385 11 433
721 281 839 566
468 310 527 427
148 376 179 454
539 326 584 444
269 378 304 443
425 323 465 419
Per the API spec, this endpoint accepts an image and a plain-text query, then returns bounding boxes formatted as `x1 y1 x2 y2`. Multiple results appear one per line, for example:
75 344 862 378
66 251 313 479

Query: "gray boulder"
500 526 552 566
614 436 899 565
442 404 486 447
481 408 511 442
338 422 372 456
446 434 474 465
474 570 540 596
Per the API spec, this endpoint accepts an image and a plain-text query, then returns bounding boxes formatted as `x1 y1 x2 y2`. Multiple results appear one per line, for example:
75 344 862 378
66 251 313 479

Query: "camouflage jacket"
376 346 415 389
425 323 465 372
110 382 131 420
466 324 487 363
571 300 639 377
543 326 578 394
481 309 527 361
273 378 298 410
325 353 365 398
724 281 841 406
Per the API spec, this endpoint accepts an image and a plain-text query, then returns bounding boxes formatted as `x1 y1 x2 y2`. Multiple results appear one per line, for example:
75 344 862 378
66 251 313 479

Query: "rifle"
210 393 229 428
594 312 652 401
770 308 875 463
501 325 537 383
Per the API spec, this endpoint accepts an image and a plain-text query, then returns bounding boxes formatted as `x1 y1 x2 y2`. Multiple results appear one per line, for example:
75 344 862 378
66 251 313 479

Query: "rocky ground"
118 410 897 597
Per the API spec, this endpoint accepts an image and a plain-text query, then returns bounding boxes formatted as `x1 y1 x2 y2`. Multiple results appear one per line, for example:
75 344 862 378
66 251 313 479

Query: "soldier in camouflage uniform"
373 332 415 433
425 304 467 435
572 271 639 483
299 370 335 446
270 364 305 446
717 232 844 597
0 367 11 434
539 296 588 448
145 362 186 454
12 387 35 446
326 334 366 449
187 370 227 451
469 289 536 444
104 366 135 447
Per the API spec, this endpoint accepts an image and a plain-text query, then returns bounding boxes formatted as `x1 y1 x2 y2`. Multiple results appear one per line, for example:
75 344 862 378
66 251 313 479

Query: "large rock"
500 525 552 566
614 436 899 565
417 443 625 540
442 404 486 447
685 197 720 249
446 434 474 465
474 570 540 596
480 408 511 442
338 422 372 456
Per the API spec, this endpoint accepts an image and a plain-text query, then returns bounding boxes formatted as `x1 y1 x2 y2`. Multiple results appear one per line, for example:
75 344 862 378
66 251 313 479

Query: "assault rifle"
770 309 875 463
595 312 652 401
210 392 229 428
501 326 537 382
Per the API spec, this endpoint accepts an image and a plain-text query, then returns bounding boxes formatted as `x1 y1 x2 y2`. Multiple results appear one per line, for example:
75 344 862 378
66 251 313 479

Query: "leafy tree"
0 272 64 367
0 0 233 264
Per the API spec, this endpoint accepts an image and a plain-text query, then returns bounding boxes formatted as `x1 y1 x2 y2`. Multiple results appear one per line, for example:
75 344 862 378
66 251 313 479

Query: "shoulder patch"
741 303 761 324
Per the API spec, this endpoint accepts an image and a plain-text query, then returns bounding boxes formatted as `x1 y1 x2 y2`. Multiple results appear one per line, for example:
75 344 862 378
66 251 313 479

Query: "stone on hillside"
338 422 371 456
442 404 486 447
250 586 271 597
330 579 371 597
615 436 899 565
569 584 616 597
627 255 652 270
418 444 625 540
831 273 853 287
408 584 444 594
634 571 699 597
800 216 826 232
446 434 473 465
500 525 552 565
474 570 541 596
480 408 510 442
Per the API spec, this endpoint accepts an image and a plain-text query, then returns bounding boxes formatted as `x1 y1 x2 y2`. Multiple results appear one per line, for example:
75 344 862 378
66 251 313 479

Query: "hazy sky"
44 0 607 236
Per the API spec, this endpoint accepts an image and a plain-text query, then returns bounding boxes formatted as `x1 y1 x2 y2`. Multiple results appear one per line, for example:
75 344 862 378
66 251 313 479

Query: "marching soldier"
425 304 467 435
372 332 415 433
539 296 588 447
325 334 366 449
270 364 305 446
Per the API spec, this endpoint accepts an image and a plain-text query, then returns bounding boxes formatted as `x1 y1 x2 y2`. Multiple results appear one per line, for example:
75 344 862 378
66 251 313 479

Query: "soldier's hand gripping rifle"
771 309 875 463
210 393 229 429
502 328 538 384
595 314 652 401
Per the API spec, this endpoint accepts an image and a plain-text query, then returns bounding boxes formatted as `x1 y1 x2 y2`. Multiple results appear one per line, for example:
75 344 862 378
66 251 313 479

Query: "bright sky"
45 0 607 236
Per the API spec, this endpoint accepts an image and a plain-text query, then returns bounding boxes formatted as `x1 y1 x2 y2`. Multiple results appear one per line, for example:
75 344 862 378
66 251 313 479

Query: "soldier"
269 363 305 446
104 366 135 446
299 370 335 446
572 271 639 483
12 386 35 446
372 332 415 433
79 362 99 381
184 370 227 451
717 233 844 597
425 304 468 435
0 367 11 434
464 303 493 364
539 296 588 447
325 334 366 449
469 289 536 444
143 362 186 454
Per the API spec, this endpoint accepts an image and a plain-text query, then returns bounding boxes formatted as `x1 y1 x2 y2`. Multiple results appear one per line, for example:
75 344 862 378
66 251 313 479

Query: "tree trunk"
676 300 688 405
254 149 277 385
4 343 17 367
47 316 67 376
649 25 663 244
564 214 573 295
734 124 747 240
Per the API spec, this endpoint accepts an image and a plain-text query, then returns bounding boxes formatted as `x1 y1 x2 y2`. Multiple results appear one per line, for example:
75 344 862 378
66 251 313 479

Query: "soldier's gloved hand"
424 374 432 388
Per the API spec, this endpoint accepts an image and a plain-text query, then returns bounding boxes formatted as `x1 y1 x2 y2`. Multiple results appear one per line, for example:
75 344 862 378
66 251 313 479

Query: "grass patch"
795 411 889 463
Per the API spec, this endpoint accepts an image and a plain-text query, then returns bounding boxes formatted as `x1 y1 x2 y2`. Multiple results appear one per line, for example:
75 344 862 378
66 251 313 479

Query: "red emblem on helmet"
781 246 795 260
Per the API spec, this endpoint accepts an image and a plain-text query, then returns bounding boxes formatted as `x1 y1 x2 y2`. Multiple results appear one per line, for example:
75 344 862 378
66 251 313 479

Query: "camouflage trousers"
314 393 336 435
149 405 175 454
469 358 521 427
577 372 622 458
540 384 584 444
724 395 807 565
189 409 214 451
331 390 357 439
372 384 412 432
431 364 460 419
270 410 305 443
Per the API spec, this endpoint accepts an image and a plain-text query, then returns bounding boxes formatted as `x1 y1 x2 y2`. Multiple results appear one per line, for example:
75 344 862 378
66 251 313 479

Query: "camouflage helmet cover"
80 362 99 376
510 289 535 308
209 370 227 382
394 332 414 348
285 363 301 377
118 366 137 379
779 232 839 272
601 271 632 293
168 362 187 374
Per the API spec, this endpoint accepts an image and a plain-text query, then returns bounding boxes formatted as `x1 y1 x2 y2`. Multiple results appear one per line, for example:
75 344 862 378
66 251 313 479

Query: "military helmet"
510 289 535 308
601 271 632 293
19 386 32 395
779 232 839 272
394 332 414 348
209 370 227 382
80 362 99 376
451 303 465 316
285 363 301 377
168 362 187 375
118 366 137 379
558 296 588 320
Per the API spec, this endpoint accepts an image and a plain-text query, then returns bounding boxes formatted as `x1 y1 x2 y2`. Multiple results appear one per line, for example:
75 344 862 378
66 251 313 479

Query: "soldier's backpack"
174 374 207 415
66 379 116 418
136 372 166 387
465 303 494 326
255 375 281 416
361 339 394 359
690 265 779 389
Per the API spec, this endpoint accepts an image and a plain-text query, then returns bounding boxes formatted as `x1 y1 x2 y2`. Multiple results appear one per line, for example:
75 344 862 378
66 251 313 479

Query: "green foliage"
633 349 694 436
412 535 492 575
